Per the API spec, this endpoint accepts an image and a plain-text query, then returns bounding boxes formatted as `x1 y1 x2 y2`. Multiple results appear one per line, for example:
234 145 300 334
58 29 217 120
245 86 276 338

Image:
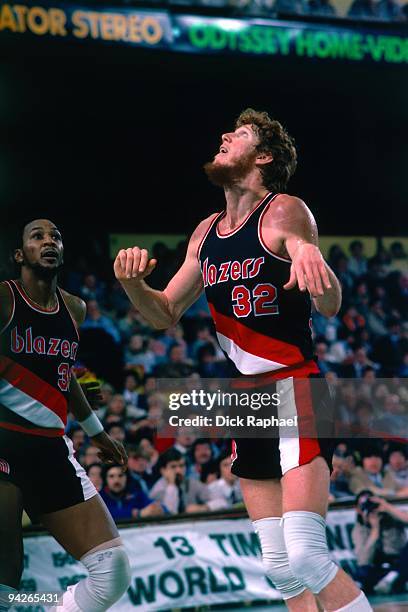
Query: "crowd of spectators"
61 238 407 529
89 0 408 22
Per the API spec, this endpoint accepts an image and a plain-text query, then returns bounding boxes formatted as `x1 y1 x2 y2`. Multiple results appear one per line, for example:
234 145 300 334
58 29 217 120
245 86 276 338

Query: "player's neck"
223 182 268 230
18 272 58 309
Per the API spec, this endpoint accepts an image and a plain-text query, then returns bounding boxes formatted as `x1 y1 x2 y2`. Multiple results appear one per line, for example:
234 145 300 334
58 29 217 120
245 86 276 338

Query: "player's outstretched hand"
91 431 128 468
283 243 331 298
114 247 157 282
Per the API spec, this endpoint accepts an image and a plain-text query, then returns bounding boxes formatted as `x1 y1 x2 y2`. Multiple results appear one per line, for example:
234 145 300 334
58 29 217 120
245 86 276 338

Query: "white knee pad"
57 545 131 611
283 510 338 594
253 517 306 600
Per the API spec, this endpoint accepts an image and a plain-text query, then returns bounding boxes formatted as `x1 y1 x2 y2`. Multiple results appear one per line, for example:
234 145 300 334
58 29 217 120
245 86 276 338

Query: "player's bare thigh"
282 456 330 518
239 477 282 520
40 494 119 560
239 456 330 521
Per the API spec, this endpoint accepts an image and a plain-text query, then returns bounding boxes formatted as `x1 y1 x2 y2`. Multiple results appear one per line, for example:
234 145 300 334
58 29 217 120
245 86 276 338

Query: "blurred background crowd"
57 237 407 525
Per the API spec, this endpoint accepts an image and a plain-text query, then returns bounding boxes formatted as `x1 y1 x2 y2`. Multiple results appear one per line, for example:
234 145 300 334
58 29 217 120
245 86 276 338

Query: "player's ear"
256 152 273 165
14 248 23 264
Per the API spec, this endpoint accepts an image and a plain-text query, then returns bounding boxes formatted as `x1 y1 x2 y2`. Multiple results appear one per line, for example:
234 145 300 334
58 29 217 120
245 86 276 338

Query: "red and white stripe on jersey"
64 435 98 500
276 377 321 475
208 303 304 374
0 356 67 431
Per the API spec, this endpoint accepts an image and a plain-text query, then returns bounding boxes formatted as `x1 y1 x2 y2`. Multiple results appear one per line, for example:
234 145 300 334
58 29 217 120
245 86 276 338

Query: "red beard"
203 151 257 187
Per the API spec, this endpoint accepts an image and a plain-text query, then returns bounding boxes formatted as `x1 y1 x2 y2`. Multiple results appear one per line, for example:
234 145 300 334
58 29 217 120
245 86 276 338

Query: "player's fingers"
138 249 149 275
283 264 297 290
124 249 133 279
312 263 324 296
146 258 157 275
115 250 127 278
319 262 332 289
295 263 307 292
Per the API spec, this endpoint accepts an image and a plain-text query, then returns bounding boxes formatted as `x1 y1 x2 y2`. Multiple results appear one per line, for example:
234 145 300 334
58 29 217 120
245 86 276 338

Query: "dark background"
0 35 406 243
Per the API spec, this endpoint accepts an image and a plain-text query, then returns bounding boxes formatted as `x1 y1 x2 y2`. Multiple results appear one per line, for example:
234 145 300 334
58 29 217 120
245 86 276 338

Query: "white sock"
334 590 373 612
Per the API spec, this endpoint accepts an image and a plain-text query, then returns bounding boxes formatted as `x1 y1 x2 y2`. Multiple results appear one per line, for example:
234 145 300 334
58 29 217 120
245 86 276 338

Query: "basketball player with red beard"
114 109 371 612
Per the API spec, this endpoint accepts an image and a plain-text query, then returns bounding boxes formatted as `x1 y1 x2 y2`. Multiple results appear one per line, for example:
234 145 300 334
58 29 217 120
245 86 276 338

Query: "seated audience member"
126 445 157 494
105 422 127 444
207 452 243 509
349 447 402 497
81 299 121 344
100 464 164 521
150 449 224 514
385 445 408 489
138 436 160 478
67 426 86 455
86 463 103 492
124 334 157 374
94 382 114 420
123 372 141 408
153 343 195 378
329 452 354 502
80 445 102 467
189 439 214 481
352 491 408 594
372 394 408 435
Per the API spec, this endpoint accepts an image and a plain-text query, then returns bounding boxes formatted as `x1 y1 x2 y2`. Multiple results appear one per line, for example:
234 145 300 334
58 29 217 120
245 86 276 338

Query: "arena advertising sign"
0 2 407 64
18 508 399 611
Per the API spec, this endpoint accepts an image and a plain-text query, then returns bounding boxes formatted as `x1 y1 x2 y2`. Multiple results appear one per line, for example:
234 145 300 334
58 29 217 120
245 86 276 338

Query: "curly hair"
235 108 297 192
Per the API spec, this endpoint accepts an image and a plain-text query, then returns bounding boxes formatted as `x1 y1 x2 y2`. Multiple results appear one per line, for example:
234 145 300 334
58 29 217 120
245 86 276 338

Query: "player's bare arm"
63 291 127 466
114 213 218 329
263 195 341 317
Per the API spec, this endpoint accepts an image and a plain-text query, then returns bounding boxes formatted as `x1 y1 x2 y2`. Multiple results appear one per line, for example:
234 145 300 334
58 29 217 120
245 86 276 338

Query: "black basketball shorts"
230 374 335 480
0 428 97 522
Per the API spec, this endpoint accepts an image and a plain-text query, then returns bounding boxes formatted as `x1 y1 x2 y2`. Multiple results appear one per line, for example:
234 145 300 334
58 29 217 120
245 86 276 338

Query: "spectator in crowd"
86 463 103 492
329 452 355 502
150 449 223 514
189 439 214 481
315 338 334 375
172 426 197 461
385 446 408 489
153 343 195 377
138 436 160 477
81 299 121 343
367 300 389 337
94 382 115 420
124 334 157 375
352 491 408 594
197 343 228 377
207 452 243 509
348 241 368 278
80 445 102 467
349 447 402 497
126 445 158 494
68 426 86 454
100 464 164 521
341 347 378 378
118 305 150 341
80 273 106 303
342 306 366 335
105 422 127 444
372 393 408 435
123 373 141 408
372 318 408 375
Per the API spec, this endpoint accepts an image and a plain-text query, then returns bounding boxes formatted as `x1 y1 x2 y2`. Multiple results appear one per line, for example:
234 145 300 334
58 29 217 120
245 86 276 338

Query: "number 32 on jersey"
232 283 279 318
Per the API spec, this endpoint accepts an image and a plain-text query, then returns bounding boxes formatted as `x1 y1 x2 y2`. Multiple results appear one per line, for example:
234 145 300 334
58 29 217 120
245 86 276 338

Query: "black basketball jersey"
198 192 319 377
0 280 79 437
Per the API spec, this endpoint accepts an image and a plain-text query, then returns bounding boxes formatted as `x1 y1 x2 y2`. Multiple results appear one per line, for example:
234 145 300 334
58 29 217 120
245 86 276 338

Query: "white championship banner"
17 507 371 611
